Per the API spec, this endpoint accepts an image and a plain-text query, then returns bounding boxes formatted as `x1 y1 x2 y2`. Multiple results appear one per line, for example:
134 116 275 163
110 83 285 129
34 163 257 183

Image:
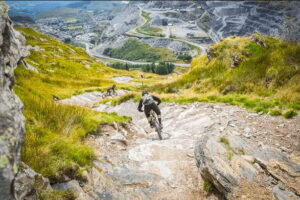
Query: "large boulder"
13 163 52 200
195 134 300 199
0 3 28 199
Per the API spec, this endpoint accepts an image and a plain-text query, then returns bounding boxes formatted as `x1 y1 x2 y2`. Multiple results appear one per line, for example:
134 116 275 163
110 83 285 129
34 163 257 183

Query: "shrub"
227 151 234 160
199 11 211 24
219 137 229 145
254 107 268 114
111 93 136 106
283 109 298 119
269 109 282 116
177 53 192 61
35 178 77 200
203 180 213 192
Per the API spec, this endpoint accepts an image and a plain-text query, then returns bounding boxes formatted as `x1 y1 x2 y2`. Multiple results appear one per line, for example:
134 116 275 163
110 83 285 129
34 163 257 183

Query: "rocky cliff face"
0 3 28 199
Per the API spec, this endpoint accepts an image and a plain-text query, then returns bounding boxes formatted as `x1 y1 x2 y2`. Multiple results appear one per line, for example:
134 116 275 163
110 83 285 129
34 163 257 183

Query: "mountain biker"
138 91 162 128
106 84 116 96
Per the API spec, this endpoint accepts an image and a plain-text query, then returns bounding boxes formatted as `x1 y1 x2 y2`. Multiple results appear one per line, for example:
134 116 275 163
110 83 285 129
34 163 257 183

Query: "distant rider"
138 91 162 128
106 84 116 96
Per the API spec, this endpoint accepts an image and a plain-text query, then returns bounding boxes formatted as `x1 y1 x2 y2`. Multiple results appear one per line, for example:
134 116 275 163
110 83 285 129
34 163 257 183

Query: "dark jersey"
138 95 161 111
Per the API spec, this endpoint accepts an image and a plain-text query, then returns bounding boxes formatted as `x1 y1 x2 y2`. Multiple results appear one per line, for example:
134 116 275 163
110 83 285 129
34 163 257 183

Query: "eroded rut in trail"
59 93 300 200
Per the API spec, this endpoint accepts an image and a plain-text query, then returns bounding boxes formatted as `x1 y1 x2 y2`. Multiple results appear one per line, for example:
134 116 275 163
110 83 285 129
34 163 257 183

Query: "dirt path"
58 93 300 199
91 102 211 199
88 101 299 199
58 89 128 107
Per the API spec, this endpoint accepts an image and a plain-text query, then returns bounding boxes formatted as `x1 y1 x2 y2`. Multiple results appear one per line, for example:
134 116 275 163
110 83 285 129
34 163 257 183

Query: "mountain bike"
150 110 163 140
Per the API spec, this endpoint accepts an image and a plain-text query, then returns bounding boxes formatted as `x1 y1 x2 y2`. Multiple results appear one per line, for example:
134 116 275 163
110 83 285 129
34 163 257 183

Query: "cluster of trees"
108 62 139 71
176 53 192 61
142 62 175 75
108 62 175 75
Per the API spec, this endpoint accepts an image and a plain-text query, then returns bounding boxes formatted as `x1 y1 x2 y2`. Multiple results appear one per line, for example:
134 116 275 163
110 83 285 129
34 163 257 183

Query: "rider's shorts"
144 103 161 117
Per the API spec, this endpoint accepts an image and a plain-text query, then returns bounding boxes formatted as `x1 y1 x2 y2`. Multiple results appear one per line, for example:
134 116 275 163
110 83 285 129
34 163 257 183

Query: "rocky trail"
58 89 128 107
58 90 300 200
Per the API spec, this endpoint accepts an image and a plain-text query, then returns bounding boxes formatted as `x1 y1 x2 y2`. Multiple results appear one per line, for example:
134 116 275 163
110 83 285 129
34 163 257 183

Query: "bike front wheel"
153 118 162 140
150 110 162 140
156 126 162 140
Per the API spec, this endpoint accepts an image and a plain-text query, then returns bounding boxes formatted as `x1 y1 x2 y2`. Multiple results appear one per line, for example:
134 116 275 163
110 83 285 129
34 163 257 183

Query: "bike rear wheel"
102 93 108 98
151 111 162 140
156 124 162 140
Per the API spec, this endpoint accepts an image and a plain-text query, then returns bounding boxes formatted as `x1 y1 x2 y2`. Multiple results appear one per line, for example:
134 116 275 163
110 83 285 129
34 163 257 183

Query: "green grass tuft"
203 180 213 192
227 151 234 161
270 109 282 116
111 93 136 106
283 109 298 119
34 177 77 200
37 190 77 200
219 137 229 145
219 136 235 160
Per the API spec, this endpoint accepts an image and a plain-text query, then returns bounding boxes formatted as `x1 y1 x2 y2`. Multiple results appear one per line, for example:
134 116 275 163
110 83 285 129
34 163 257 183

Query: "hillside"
1 3 300 198
12 27 160 199
154 33 300 117
58 33 300 199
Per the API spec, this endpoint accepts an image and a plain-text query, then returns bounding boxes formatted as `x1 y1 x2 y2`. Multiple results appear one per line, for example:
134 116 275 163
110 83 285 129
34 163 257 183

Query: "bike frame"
150 110 162 140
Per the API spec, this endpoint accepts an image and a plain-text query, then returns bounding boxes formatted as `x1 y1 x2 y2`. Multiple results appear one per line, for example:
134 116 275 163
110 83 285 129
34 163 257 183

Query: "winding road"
129 5 208 56
85 5 210 68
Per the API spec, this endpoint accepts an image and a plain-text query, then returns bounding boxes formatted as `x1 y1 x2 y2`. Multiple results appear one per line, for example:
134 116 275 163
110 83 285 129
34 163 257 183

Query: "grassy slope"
14 27 140 184
153 33 300 117
106 38 177 62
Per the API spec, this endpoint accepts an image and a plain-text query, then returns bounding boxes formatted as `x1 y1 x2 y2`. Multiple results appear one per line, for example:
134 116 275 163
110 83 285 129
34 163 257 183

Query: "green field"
103 38 177 62
67 25 82 30
65 18 77 23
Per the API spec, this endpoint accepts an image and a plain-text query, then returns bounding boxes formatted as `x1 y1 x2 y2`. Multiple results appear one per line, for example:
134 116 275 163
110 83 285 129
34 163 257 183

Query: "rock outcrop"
195 128 300 199
14 162 52 200
0 3 28 199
